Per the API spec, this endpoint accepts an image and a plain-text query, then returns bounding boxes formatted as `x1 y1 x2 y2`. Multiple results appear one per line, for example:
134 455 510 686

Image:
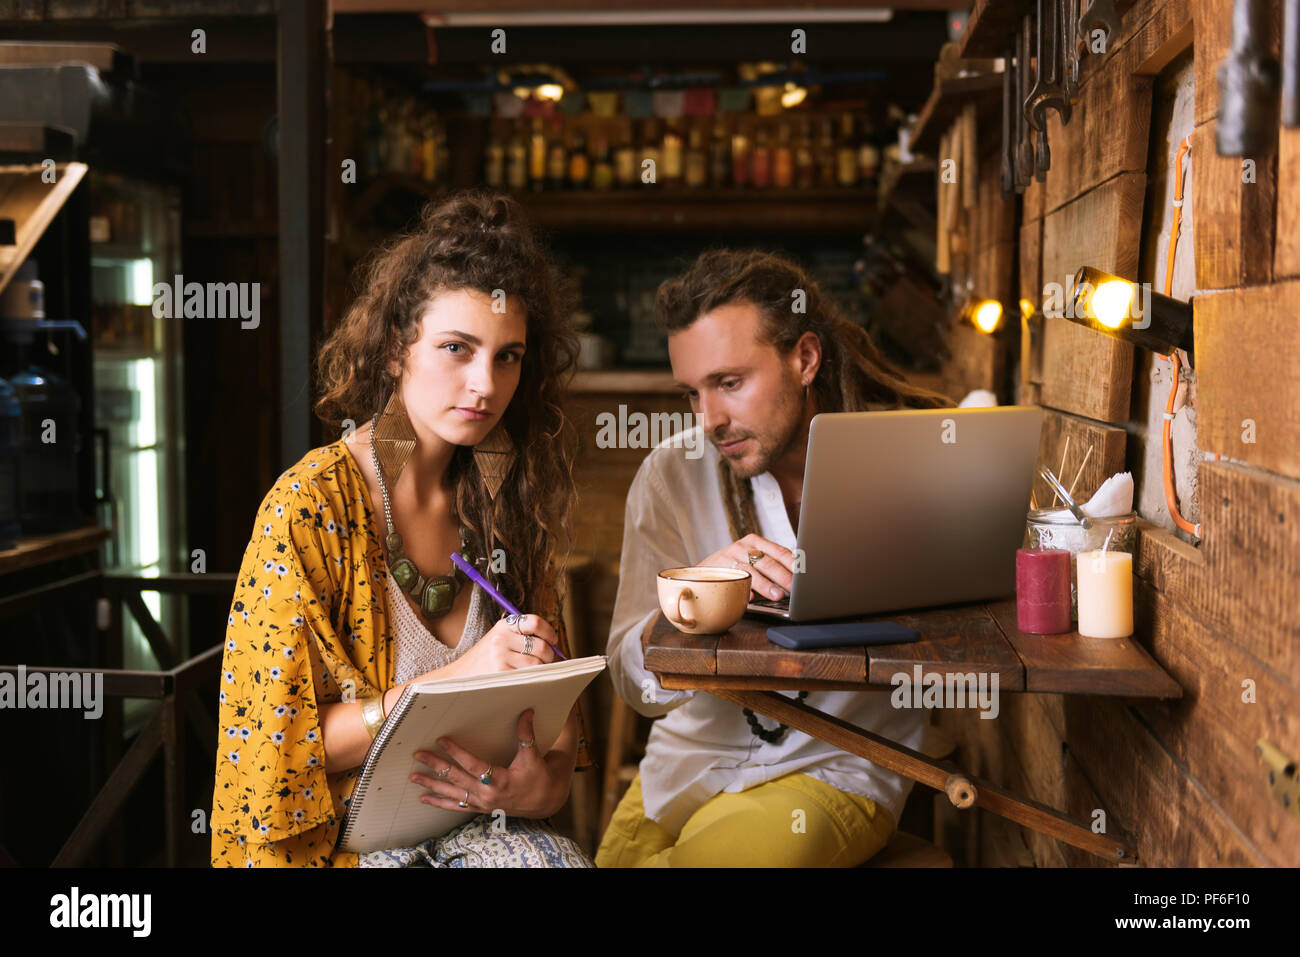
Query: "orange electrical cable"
1161 134 1200 537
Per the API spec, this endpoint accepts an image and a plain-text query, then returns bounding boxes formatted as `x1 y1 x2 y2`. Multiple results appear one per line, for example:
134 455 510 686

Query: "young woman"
210 191 593 867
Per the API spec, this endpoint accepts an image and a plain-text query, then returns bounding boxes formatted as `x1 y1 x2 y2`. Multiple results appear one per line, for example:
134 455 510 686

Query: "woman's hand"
445 613 558 678
409 708 577 819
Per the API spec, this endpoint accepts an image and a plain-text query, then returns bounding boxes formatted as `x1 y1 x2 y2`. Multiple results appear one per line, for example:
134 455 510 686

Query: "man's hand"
697 533 796 601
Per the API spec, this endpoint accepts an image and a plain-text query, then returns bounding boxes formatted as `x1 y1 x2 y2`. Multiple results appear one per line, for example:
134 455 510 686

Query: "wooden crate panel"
1191 121 1276 291
1039 317 1135 423
1131 579 1300 865
1031 408 1128 509
1062 692 1271 865
1042 41 1153 217
1194 281 1300 480
1276 127 1300 279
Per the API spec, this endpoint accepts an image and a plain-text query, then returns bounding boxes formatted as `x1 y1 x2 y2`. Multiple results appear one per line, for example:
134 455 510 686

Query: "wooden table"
643 598 1182 865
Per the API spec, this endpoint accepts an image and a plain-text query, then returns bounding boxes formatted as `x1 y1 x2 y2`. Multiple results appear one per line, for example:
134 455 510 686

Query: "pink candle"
1016 548 1072 634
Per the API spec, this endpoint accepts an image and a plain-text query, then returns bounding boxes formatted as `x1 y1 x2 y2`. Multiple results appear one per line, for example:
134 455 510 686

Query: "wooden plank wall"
932 102 1017 402
937 0 1300 867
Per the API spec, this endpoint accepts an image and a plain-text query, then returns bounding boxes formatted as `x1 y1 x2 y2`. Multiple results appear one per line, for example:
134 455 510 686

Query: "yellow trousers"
594 771 895 868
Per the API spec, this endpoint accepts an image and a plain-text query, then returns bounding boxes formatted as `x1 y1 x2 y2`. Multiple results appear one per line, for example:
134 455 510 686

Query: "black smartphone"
766 621 922 650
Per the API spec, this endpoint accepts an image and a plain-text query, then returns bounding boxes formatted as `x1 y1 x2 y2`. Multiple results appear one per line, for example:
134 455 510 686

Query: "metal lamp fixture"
1069 266 1195 363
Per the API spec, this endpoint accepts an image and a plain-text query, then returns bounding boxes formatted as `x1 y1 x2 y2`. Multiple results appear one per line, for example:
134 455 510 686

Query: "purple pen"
449 552 566 660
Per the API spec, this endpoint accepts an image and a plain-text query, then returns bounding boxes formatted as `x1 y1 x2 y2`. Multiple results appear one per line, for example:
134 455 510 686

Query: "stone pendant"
421 577 455 617
390 557 419 590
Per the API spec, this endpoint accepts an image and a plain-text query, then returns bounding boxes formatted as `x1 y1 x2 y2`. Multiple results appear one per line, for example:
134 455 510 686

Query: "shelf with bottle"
480 110 884 194
359 82 452 187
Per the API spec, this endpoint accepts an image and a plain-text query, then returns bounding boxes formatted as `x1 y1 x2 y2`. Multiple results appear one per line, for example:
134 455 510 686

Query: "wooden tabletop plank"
658 673 874 693
644 602 1026 690
644 595 1182 700
984 598 1184 699
863 603 1025 691
716 618 865 682
643 615 720 676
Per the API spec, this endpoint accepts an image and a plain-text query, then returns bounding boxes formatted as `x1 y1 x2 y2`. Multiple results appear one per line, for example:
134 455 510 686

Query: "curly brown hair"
656 248 954 412
314 190 579 613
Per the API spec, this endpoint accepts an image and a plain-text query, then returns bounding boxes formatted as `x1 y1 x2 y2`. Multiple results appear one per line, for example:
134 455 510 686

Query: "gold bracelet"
360 693 387 739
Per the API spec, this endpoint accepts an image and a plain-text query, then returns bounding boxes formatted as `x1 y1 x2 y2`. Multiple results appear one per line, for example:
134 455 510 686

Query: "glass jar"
1024 510 1138 620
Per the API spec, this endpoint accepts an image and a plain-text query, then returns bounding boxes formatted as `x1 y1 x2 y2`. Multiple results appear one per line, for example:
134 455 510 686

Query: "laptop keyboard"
748 594 791 612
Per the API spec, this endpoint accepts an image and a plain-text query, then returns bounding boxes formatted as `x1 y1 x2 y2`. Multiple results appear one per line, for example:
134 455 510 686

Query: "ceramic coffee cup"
656 566 751 635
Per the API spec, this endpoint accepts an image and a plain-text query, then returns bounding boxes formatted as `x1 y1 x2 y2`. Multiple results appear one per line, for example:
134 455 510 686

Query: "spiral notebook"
338 656 606 854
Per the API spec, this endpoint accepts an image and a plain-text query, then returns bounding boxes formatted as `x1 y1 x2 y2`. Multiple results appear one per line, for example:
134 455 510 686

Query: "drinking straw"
1052 435 1072 507
1067 444 1094 500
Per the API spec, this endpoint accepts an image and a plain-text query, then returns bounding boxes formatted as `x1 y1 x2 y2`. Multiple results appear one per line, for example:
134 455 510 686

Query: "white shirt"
606 426 927 833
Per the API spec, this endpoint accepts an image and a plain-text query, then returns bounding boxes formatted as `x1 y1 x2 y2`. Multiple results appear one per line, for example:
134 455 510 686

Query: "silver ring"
458 791 470 808
519 737 535 749
480 765 493 785
747 549 765 566
505 613 520 626
435 766 452 780
523 635 534 655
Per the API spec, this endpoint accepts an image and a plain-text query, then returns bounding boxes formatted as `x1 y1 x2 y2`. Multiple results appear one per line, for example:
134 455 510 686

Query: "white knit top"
385 571 494 683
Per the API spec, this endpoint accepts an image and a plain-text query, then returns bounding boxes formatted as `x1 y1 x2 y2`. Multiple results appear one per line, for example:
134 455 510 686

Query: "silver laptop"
746 405 1044 622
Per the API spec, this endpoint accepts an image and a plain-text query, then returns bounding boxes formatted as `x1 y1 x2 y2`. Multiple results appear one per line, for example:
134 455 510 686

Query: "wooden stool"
599 694 646 835
558 555 601 852
863 831 954 867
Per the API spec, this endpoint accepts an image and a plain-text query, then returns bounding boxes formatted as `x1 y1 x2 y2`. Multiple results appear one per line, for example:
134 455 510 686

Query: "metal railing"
0 571 234 867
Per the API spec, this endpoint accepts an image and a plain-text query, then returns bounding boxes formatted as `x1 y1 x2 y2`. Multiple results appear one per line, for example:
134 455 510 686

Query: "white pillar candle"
1076 550 1133 638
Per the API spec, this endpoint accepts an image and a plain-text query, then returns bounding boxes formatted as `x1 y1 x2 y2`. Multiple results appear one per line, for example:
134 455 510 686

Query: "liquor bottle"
484 121 505 188
794 117 815 189
547 118 568 189
751 121 772 189
731 122 751 187
614 121 636 187
661 118 684 186
412 107 427 178
709 117 730 187
836 113 859 187
591 132 614 190
385 104 406 174
773 121 794 189
857 121 880 184
435 119 449 185
528 116 547 191
421 114 437 183
684 122 708 188
641 118 662 184
568 129 590 189
364 101 383 176
506 119 528 190
817 116 837 187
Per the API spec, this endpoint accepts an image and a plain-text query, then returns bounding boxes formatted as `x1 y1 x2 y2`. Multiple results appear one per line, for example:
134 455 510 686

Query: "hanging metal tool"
1001 46 1015 195
1026 0 1070 179
1282 0 1299 127
1063 0 1082 99
1217 0 1280 154
1016 14 1035 190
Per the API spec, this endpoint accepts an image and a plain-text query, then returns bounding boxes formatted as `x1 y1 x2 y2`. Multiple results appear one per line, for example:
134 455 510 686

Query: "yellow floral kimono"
210 440 592 867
